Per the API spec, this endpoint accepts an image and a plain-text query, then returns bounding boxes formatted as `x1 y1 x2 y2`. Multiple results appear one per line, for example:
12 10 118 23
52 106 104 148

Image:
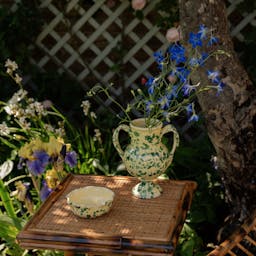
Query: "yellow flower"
12 181 34 214
13 181 27 201
45 168 59 189
18 138 46 160
45 168 67 189
45 136 64 157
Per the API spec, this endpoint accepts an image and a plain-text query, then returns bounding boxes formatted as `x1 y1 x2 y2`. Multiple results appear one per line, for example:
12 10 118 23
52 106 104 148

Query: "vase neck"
130 126 162 144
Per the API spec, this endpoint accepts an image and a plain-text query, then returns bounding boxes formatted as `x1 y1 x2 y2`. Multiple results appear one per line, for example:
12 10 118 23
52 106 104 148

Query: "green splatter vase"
112 118 179 199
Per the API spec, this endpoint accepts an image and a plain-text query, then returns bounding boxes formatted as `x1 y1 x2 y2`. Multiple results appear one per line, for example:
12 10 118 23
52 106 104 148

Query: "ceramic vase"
112 118 179 199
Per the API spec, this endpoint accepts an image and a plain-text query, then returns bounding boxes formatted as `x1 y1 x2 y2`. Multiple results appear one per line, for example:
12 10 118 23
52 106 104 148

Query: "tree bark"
179 0 256 222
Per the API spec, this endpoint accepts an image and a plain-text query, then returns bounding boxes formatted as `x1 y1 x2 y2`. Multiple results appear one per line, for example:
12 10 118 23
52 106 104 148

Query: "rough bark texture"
179 0 256 222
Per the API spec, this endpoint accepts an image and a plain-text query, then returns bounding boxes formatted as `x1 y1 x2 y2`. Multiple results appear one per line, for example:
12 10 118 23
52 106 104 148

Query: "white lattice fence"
29 0 168 112
227 0 256 41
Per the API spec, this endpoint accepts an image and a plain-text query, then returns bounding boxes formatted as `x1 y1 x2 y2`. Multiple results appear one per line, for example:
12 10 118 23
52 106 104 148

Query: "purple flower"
65 151 77 168
27 151 50 176
40 180 52 201
17 157 25 170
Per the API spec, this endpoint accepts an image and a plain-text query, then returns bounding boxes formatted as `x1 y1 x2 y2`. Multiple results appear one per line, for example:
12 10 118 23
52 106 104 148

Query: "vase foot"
132 181 162 199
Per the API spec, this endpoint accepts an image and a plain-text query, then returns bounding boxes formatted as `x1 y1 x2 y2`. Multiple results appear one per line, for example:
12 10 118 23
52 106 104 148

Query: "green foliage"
0 1 42 66
171 132 227 255
0 61 118 255
0 215 25 256
154 0 179 30
132 0 179 29
176 223 205 256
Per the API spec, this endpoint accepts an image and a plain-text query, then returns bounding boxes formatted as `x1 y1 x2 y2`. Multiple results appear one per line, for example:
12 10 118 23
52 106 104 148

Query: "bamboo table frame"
17 174 197 256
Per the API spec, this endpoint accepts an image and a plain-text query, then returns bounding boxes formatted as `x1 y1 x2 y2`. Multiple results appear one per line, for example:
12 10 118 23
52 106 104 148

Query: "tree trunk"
179 0 256 223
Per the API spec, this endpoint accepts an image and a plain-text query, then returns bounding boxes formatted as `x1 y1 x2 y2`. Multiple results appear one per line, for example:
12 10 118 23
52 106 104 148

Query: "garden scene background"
0 0 256 255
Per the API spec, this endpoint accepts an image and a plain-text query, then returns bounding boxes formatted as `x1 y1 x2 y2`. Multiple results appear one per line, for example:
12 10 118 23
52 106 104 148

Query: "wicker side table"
17 174 197 256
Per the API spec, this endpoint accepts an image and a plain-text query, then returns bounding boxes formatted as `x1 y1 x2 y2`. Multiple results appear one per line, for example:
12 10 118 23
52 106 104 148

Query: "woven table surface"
24 174 195 244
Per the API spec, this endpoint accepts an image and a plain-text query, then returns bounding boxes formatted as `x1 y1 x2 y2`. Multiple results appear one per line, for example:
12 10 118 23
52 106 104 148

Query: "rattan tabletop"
17 174 197 255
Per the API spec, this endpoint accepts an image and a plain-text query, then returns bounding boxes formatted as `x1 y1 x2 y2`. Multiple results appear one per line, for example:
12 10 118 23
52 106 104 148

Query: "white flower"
27 101 46 116
81 100 91 116
44 124 55 133
4 103 24 118
93 129 102 144
0 122 10 136
9 89 27 104
55 127 65 137
19 117 31 129
5 59 18 74
14 73 22 84
90 111 97 119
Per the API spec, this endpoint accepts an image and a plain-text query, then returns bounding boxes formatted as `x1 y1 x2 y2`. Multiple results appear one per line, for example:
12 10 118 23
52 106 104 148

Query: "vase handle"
112 124 130 161
161 124 180 166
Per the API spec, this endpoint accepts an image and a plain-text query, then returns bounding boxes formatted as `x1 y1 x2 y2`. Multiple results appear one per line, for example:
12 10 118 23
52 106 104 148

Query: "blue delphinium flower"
168 44 186 64
186 103 199 122
216 81 225 94
189 57 201 67
207 70 221 84
153 51 165 70
188 32 203 48
207 35 219 46
27 151 50 176
199 52 209 65
182 83 196 96
198 24 208 39
188 112 199 122
65 151 77 168
145 77 155 95
158 96 170 110
176 67 190 83
145 100 154 114
94 24 226 127
167 85 178 99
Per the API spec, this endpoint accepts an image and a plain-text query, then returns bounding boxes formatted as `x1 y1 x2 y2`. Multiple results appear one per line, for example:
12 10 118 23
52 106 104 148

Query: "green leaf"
180 239 195 256
0 214 25 255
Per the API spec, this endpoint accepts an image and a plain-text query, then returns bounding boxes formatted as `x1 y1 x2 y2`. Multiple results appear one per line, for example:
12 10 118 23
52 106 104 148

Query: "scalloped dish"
66 186 115 218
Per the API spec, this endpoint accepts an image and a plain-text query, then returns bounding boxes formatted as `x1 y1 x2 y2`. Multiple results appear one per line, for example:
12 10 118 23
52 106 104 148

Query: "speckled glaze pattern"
67 200 113 218
113 118 179 199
